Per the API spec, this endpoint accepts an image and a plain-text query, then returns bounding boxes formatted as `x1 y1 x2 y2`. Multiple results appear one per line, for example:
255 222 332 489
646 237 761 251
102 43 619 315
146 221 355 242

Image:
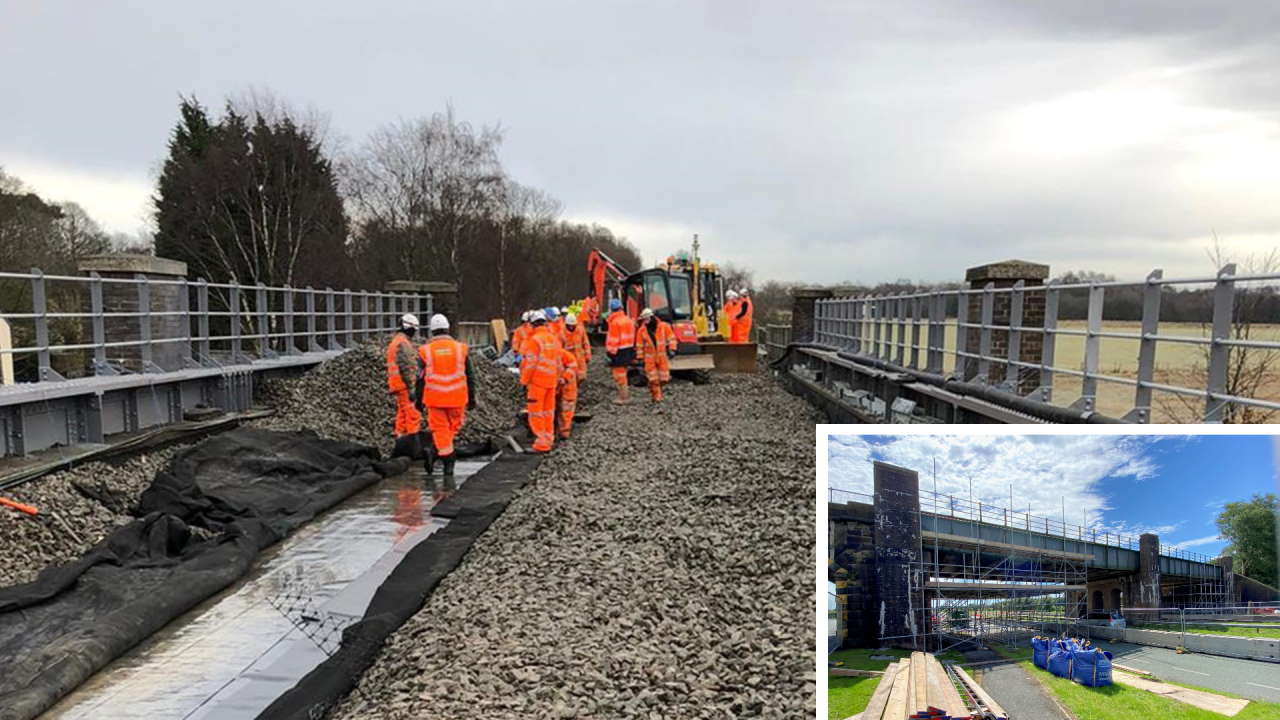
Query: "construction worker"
511 310 532 356
604 298 636 404
415 314 475 477
635 308 676 402
386 313 422 456
580 295 599 326
732 287 754 343
723 290 740 339
563 312 591 381
556 347 578 439
520 310 562 452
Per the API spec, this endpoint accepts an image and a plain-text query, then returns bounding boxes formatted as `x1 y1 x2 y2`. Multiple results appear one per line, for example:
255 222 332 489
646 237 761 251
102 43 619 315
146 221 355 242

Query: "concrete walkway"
1093 639 1280 703
964 650 1069 720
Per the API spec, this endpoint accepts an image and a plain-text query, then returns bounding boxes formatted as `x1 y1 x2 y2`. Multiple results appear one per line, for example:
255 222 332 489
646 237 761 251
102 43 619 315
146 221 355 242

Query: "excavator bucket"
699 342 758 373
670 354 716 372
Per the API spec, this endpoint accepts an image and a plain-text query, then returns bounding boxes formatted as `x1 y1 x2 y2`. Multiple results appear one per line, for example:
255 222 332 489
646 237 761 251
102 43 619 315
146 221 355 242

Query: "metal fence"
0 269 430 385
828 487 1218 565
812 265 1280 422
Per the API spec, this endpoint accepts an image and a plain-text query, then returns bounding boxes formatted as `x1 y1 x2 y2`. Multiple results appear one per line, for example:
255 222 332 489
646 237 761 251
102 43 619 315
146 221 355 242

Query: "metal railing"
812 265 1280 422
829 487 1219 565
0 269 430 385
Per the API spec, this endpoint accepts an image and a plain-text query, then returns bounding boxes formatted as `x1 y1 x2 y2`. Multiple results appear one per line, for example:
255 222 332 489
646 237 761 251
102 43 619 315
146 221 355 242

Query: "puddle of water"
41 459 491 720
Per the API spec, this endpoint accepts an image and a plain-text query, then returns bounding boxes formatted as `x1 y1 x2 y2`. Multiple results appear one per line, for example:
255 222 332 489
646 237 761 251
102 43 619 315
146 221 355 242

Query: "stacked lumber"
853 652 1006 720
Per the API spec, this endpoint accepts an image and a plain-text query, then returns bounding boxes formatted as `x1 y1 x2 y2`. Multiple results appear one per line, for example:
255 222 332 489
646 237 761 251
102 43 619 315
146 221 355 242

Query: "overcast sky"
3 1 1279 284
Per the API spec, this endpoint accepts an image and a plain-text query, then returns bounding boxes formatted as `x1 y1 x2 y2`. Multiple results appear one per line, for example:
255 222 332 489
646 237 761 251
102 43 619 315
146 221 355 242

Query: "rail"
829 487 1219 565
0 269 431 385
811 265 1280 422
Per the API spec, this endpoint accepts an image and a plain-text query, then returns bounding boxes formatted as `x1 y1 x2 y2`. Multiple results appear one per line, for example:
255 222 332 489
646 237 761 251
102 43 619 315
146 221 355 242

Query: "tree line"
153 94 641 323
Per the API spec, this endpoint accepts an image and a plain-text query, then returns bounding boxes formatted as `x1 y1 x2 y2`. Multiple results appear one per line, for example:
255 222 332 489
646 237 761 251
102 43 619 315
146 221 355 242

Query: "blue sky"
827 434 1279 559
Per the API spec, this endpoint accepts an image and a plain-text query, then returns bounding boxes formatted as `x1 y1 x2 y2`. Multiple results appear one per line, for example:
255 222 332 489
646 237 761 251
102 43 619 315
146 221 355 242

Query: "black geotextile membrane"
256 451 542 720
0 428 408 720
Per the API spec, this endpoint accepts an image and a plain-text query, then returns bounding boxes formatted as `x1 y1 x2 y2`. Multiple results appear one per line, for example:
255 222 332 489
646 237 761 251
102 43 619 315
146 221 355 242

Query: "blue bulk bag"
1071 648 1113 687
1031 637 1049 669
1048 648 1073 678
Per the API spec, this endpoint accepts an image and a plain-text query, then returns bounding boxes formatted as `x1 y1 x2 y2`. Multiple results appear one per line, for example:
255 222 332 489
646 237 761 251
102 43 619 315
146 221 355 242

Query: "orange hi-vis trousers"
392 390 422 436
611 367 628 389
557 381 578 439
426 406 465 456
526 385 556 452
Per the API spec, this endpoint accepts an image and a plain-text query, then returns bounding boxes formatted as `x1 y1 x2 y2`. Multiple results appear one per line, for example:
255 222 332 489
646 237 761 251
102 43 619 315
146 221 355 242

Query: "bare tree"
342 107 506 297
1163 234 1280 423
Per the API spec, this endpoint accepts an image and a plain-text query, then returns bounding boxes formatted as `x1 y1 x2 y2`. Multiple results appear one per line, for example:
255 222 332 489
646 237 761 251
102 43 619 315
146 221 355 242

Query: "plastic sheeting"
0 429 407 720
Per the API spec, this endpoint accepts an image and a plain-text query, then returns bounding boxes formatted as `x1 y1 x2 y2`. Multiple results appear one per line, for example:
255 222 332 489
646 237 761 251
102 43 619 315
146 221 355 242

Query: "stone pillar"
386 281 459 324
790 287 833 344
1136 533 1162 608
963 260 1050 394
873 461 921 647
78 254 188 373
830 504 876 648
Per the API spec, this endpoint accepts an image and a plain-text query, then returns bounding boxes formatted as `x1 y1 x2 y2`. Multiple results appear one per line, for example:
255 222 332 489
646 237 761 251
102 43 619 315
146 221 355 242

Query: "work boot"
442 454 456 477
424 446 436 476
614 385 630 405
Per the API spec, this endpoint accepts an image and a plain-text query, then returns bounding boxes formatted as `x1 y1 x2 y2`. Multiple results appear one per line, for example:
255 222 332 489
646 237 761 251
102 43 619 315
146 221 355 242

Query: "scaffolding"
1166 576 1230 610
909 489 1089 653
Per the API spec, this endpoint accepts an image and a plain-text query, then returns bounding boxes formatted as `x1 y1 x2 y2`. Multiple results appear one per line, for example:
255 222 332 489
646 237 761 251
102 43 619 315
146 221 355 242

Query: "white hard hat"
401 313 420 329
725 290 738 299
521 311 530 322
530 309 547 323
740 287 749 295
428 313 449 332
639 308 654 319
565 313 578 326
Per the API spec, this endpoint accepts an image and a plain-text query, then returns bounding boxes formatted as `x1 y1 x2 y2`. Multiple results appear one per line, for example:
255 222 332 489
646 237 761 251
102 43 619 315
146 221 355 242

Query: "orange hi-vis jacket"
418 336 469 408
520 326 563 390
605 310 635 354
558 348 579 395
564 323 591 369
386 332 417 393
580 296 600 325
636 320 675 369
511 322 531 354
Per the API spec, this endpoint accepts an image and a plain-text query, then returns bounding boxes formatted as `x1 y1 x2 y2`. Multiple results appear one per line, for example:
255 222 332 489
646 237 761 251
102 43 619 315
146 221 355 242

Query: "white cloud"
1166 534 1222 550
3 158 153 235
827 434 1167 537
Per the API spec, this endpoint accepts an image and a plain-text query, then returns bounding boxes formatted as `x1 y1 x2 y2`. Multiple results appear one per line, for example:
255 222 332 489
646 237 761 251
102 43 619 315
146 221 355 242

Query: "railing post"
196 279 210 363
1003 280 1024 393
871 296 883 359
229 280 240 358
283 285 296 355
1205 264 1236 422
256 282 274 358
178 277 194 367
813 299 825 344
1074 284 1104 411
977 282 994 383
955 293 970 380
909 296 922 369
30 268 63 381
1126 269 1163 422
376 293 385 334
88 271 113 375
425 292 433 317
326 288 338 350
345 289 355 347
136 273 158 372
305 287 319 351
895 297 907 366
1038 282 1059 402
926 293 944 373
361 292 370 341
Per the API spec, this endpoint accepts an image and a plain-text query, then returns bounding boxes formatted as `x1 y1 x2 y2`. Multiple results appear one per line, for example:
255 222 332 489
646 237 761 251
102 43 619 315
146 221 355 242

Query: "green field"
863 320 1280 421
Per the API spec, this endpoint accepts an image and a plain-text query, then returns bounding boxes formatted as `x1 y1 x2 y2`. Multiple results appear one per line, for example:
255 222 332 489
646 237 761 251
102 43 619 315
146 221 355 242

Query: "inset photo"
822 429 1280 720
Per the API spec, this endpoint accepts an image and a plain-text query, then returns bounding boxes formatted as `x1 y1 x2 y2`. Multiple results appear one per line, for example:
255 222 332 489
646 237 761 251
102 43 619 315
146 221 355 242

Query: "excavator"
583 237 756 377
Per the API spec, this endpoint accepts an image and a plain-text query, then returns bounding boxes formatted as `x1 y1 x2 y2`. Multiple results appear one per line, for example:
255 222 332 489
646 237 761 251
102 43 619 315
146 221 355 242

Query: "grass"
1133 623 1280 640
990 643 1280 719
826 648 969 719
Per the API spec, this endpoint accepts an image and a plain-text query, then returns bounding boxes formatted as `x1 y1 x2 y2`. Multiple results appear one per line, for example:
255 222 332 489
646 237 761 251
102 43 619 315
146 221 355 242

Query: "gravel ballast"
330 361 820 719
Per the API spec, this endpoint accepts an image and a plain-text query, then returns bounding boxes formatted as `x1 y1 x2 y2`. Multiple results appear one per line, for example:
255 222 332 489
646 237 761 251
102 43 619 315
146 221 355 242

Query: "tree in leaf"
1216 493 1278 587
